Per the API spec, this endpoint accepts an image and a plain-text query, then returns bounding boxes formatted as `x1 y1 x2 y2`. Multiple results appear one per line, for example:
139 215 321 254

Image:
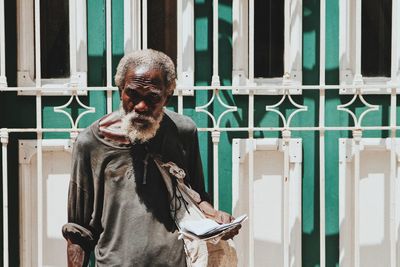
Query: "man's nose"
134 100 148 113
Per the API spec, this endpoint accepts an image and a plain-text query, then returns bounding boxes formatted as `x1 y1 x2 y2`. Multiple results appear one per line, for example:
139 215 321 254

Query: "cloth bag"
153 158 238 267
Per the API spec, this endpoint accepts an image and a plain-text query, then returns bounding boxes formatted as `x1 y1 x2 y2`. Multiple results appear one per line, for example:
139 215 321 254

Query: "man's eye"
124 89 137 97
147 94 161 103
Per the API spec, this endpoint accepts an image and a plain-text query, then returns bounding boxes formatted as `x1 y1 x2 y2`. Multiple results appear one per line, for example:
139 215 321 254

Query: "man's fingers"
214 211 232 224
221 225 241 240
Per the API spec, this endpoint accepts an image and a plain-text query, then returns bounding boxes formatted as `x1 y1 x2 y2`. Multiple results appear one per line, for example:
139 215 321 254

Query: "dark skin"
120 66 169 127
67 239 89 267
66 66 239 266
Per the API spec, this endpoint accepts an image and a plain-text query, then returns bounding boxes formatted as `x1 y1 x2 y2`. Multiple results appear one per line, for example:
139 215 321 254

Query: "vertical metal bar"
282 131 290 267
389 90 397 267
211 0 220 85
319 1 326 266
390 0 400 80
36 136 43 267
138 0 142 50
389 1 398 266
36 93 43 267
211 131 220 210
177 90 183 115
211 0 220 210
106 0 112 113
69 0 77 75
248 138 255 267
248 0 254 82
248 90 254 139
17 0 35 81
354 0 362 79
392 0 399 79
283 144 289 267
177 0 183 79
283 0 290 74
353 131 362 267
35 0 41 87
0 0 6 84
34 1 43 264
1 129 9 267
142 0 148 49
123 0 132 53
124 0 141 53
176 0 183 115
248 89 254 266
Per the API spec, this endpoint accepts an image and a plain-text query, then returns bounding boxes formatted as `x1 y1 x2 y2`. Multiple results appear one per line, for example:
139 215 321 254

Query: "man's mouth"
132 118 148 125
130 115 152 125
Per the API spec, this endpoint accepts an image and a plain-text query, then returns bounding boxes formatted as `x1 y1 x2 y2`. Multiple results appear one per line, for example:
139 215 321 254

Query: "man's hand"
198 201 241 240
213 210 233 224
67 239 89 267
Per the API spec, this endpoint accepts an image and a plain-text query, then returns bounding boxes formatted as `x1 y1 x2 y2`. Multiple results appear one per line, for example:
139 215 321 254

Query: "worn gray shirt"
62 109 209 267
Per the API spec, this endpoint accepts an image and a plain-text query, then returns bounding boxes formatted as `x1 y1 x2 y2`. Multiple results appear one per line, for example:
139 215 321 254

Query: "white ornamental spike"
195 89 237 129
337 89 379 128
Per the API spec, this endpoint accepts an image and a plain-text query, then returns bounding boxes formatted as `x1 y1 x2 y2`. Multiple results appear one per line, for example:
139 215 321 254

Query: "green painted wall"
191 1 341 266
2 0 396 266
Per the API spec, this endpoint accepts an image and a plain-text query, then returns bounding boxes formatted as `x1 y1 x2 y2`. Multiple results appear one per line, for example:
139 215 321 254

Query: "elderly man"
62 49 237 266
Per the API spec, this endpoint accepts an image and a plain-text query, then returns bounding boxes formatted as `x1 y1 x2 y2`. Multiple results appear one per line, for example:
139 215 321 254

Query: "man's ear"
118 87 123 99
164 94 172 106
163 80 176 106
164 86 175 106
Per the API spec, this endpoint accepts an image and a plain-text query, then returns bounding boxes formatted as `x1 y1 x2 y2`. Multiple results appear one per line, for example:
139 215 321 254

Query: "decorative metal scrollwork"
195 89 237 128
265 89 308 128
53 91 95 129
337 89 379 128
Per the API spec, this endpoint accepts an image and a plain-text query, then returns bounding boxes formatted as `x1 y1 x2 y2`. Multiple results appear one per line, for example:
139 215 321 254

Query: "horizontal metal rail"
2 83 400 91
1 126 399 134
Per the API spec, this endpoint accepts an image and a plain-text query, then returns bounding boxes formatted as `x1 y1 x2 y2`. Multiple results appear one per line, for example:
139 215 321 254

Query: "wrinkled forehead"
124 65 166 88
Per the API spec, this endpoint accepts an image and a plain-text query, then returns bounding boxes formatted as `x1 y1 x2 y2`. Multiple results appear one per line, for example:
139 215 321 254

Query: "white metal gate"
1 0 400 266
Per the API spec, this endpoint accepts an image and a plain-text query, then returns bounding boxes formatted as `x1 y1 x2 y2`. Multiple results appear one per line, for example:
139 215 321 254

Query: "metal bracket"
19 141 38 164
70 72 87 88
0 75 7 87
232 71 302 95
235 138 302 164
340 138 400 163
211 131 221 143
175 70 194 96
18 139 73 164
232 70 247 87
17 71 88 96
340 69 394 95
385 139 400 162
339 139 354 163
0 128 8 144
17 71 35 87
278 138 302 163
211 75 220 87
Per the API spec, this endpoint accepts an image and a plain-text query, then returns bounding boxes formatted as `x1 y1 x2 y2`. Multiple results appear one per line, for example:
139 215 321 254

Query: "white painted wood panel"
232 138 302 267
339 138 400 267
19 140 72 267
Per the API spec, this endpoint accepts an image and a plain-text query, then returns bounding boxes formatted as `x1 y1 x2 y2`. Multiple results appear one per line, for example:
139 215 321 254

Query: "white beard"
120 106 164 144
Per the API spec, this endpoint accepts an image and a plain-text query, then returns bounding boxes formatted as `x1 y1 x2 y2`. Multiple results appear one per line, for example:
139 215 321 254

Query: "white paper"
179 214 248 237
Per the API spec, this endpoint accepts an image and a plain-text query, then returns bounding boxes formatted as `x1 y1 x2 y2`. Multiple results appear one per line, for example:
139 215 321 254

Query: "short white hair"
115 49 176 96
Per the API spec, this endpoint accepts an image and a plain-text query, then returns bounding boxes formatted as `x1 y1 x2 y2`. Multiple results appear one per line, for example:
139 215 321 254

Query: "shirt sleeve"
186 128 211 203
62 137 97 251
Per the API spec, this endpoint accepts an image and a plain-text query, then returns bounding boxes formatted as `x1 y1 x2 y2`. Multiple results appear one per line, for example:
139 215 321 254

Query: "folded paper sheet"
179 214 248 239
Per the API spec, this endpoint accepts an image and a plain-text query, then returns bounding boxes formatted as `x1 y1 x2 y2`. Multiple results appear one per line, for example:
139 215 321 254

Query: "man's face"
120 66 169 143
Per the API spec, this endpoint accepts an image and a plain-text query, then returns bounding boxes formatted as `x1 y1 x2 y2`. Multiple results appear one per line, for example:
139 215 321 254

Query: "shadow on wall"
303 0 340 266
